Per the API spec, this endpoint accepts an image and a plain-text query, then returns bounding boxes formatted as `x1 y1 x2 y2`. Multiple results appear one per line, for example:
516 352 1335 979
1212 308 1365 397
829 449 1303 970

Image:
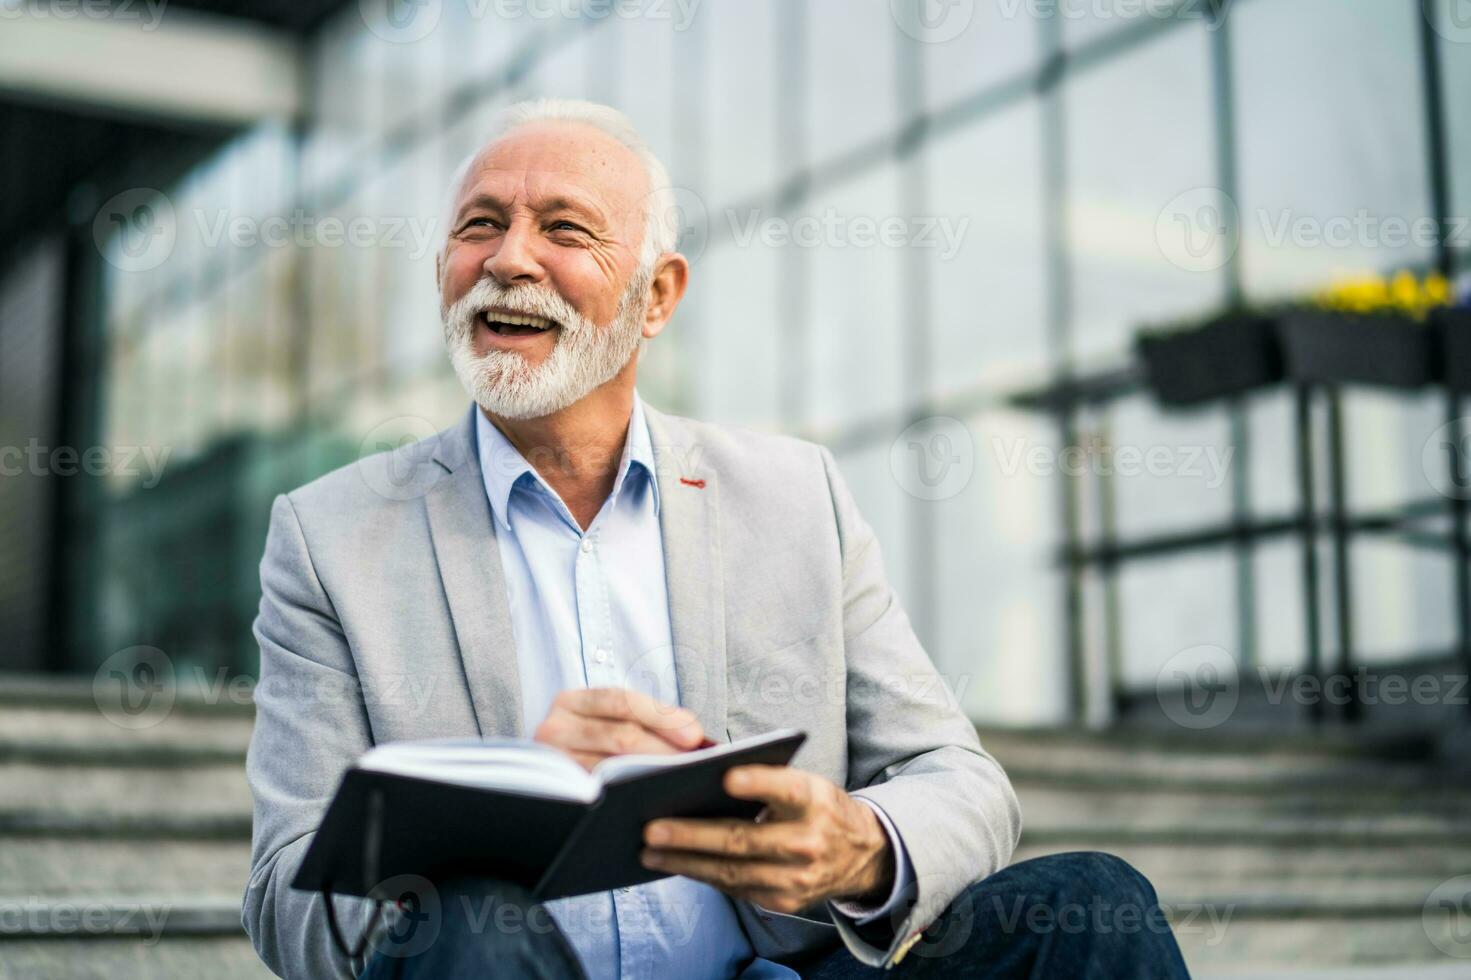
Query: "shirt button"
580 537 593 553
593 648 608 664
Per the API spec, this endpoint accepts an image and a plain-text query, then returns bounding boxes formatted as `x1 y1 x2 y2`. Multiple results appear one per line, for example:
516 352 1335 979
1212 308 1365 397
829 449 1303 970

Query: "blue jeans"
359 852 1191 979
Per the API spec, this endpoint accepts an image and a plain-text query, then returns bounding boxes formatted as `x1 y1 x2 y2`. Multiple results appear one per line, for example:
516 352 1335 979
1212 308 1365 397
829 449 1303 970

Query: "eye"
550 220 587 234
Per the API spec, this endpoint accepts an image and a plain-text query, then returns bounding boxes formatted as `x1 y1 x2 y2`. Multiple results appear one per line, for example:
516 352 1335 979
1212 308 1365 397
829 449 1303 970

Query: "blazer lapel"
644 406 729 744
423 407 525 737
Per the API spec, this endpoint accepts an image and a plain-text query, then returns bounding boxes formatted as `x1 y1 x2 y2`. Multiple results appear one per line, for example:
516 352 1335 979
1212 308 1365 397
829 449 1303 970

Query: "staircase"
2 677 1469 979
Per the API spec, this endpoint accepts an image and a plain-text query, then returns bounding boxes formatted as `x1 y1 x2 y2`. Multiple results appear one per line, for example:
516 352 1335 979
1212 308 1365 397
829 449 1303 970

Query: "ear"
435 249 443 288
641 252 689 340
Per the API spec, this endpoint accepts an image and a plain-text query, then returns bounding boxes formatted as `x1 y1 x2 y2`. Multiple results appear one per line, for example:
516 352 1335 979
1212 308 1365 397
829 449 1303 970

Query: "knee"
1041 852 1158 908
995 851 1158 909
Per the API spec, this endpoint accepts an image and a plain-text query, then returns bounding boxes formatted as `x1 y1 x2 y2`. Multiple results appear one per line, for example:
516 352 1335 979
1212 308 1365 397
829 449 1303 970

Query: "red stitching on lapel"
679 477 706 489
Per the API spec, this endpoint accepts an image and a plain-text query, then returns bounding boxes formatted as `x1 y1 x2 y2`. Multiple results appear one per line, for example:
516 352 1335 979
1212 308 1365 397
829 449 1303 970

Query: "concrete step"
1174 912 1457 969
1016 784 1471 831
0 838 250 898
2 763 251 824
0 707 252 766
0 936 273 980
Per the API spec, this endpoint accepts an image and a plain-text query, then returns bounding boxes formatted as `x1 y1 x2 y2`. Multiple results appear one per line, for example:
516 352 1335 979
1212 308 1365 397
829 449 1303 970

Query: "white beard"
441 266 651 420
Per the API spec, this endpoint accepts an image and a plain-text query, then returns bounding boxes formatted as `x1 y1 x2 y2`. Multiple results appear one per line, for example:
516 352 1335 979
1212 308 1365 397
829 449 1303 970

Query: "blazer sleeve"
817 446 1024 968
241 493 379 980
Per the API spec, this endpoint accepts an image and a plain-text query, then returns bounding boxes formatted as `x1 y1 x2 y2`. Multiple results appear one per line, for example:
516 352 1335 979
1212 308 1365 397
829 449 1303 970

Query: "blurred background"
3 0 1471 976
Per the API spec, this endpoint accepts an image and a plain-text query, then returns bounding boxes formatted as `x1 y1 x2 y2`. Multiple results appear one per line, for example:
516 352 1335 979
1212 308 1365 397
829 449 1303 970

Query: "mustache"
444 279 585 338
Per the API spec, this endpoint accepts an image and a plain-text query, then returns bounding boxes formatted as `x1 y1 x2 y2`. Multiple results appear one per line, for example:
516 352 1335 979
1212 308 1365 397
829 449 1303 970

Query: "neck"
485 364 639 531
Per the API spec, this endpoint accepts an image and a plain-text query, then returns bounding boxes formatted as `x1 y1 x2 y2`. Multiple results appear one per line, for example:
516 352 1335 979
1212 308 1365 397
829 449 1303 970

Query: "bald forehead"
454 120 649 224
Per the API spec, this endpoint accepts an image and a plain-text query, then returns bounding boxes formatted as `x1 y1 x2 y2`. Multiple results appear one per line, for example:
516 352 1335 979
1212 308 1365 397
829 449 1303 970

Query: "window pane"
917 0 1039 111
702 0 781 208
923 98 1048 396
690 243 784 431
1064 23 1221 364
803 166 906 430
937 409 1064 723
1233 0 1431 298
804 0 899 163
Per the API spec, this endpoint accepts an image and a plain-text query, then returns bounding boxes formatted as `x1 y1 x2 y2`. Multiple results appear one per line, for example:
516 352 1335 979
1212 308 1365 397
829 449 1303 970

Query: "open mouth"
479 310 559 337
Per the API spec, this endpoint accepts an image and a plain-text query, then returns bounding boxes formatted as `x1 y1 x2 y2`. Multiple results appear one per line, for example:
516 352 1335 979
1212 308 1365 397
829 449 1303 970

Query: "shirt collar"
475 393 660 532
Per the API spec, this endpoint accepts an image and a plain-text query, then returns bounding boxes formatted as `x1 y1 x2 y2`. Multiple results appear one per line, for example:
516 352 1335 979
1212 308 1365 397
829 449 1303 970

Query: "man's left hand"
639 765 894 915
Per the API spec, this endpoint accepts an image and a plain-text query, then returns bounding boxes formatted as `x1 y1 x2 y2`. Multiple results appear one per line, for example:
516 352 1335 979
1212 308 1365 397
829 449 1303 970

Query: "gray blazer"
242 404 1022 979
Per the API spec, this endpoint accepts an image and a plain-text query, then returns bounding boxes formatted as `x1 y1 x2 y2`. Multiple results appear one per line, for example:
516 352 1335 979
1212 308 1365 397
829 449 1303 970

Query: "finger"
559 716 687 758
639 849 790 892
567 750 606 772
723 765 813 818
643 817 807 861
559 688 704 748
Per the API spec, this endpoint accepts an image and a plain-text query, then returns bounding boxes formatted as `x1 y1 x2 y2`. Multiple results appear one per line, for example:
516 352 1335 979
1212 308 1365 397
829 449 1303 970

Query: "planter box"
1437 308 1471 393
1276 311 1436 388
1136 313 1282 407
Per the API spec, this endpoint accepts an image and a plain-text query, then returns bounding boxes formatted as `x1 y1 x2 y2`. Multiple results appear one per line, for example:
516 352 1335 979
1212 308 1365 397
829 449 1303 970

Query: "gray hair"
441 98 678 268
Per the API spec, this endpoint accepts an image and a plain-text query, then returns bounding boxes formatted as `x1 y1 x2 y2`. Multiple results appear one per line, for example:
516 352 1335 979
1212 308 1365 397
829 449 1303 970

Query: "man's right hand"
533 688 705 771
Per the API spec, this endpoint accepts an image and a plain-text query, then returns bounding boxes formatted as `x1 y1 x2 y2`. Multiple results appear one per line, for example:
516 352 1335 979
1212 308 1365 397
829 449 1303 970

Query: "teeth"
484 311 552 330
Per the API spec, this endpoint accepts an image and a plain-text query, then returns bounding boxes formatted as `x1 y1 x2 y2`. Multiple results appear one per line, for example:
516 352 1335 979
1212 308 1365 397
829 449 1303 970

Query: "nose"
483 218 544 286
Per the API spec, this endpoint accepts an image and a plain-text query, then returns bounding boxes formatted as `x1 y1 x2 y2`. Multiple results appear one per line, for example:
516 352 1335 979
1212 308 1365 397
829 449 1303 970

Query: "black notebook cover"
291 730 806 901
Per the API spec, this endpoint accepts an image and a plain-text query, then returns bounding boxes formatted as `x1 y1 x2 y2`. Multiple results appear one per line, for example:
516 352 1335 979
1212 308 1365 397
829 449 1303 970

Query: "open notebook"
293 727 807 906
357 733 796 804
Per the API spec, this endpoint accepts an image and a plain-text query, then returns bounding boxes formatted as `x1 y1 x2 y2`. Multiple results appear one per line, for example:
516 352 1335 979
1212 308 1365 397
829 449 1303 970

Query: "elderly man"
242 98 1190 979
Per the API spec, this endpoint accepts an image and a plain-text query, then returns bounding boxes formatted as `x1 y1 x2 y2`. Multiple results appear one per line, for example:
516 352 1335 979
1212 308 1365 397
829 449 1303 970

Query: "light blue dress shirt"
473 395 911 980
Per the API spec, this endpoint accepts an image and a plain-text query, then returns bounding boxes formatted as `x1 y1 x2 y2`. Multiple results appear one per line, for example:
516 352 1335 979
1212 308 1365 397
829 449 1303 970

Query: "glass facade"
69 0 1471 725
